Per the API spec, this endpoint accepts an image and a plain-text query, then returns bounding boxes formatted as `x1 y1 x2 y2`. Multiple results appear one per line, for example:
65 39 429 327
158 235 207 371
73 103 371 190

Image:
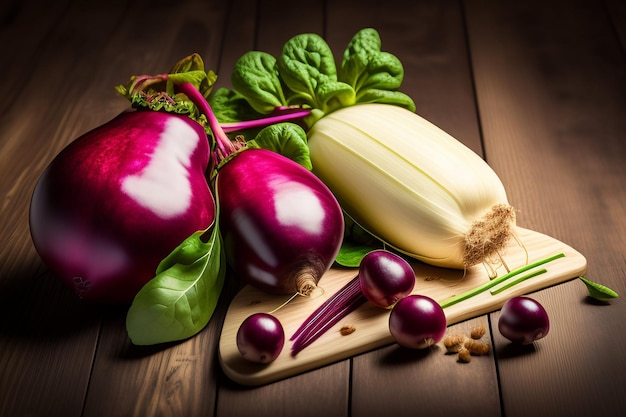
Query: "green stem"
489 268 547 295
439 253 565 309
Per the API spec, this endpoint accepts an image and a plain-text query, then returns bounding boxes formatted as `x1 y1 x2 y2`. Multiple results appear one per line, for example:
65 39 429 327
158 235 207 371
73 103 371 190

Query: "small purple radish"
237 313 285 364
29 110 215 304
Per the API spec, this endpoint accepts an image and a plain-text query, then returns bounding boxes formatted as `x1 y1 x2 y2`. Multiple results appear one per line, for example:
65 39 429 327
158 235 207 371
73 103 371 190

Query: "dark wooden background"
1 0 625 416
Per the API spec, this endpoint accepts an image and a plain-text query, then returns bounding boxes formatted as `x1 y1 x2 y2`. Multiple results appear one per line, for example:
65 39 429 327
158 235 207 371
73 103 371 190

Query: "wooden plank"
0 1 133 416
0 0 74 116
213 1 352 416
605 0 626 49
351 317 501 417
0 276 100 417
465 0 626 416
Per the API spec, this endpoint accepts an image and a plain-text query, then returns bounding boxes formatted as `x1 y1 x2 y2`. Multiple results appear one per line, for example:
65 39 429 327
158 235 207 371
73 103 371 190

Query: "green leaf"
208 87 265 124
253 123 312 169
231 51 288 114
335 240 382 268
579 276 619 301
355 89 416 112
126 224 226 345
315 78 356 114
341 28 403 91
336 214 384 267
278 33 355 113
340 28 416 111
168 70 208 89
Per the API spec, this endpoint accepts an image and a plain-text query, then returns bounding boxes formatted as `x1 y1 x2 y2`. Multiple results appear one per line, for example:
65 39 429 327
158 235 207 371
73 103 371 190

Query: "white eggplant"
307 103 516 270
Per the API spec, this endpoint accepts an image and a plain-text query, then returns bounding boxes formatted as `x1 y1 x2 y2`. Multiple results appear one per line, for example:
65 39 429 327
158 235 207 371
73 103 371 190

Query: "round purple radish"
498 296 550 345
236 313 285 364
389 294 447 349
29 110 215 304
217 148 344 295
359 250 415 308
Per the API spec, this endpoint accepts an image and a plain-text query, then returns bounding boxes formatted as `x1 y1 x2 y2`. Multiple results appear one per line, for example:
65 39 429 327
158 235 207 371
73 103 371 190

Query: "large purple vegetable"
176 82 344 296
29 110 215 304
217 149 344 295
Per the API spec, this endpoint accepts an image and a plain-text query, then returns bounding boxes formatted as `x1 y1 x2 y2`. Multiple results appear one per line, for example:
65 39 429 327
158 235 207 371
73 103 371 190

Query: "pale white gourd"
307 103 516 269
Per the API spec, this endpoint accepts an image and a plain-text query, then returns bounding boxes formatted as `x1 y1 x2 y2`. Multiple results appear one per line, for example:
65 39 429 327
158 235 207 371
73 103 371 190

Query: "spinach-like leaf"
126 223 225 345
340 28 416 112
341 29 403 91
356 89 417 111
253 123 312 169
231 51 288 114
278 33 355 113
208 87 263 124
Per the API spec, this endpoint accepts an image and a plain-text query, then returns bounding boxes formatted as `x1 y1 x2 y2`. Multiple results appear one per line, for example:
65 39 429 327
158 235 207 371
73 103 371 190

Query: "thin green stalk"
489 268 547 295
439 253 565 309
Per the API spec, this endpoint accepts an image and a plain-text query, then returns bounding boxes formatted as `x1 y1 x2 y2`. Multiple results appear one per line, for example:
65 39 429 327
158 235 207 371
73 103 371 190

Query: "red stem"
290 275 366 356
221 108 311 133
176 82 237 159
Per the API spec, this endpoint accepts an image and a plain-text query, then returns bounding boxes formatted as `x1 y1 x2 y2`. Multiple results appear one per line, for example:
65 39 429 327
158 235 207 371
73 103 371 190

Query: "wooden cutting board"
218 227 587 386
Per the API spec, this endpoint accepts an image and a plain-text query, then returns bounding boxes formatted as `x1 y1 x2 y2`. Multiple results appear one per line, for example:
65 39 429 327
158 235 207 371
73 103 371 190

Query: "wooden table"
1 0 624 416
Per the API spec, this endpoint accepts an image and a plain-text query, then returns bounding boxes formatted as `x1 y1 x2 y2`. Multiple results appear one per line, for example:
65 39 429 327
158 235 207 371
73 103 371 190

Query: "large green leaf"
253 122 312 170
126 223 225 345
231 51 288 114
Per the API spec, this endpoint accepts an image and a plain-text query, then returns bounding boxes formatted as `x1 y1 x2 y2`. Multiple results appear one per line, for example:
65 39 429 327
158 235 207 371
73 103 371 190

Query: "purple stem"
176 82 236 159
221 108 311 133
290 275 360 342
290 276 367 356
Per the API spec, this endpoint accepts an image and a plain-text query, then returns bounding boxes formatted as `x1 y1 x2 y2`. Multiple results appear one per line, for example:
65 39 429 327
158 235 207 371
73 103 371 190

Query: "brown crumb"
339 325 356 336
457 348 471 363
443 334 467 353
470 325 487 340
464 339 490 356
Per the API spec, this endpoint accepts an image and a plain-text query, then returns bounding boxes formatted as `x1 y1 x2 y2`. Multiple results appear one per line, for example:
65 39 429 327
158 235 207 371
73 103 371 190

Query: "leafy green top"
214 28 416 128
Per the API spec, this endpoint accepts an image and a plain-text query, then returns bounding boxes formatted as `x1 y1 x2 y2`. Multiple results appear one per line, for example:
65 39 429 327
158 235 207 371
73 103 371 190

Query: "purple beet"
217 148 344 295
29 110 215 304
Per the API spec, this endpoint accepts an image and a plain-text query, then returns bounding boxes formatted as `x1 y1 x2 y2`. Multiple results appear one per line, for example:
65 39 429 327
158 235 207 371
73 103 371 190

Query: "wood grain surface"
1 0 624 416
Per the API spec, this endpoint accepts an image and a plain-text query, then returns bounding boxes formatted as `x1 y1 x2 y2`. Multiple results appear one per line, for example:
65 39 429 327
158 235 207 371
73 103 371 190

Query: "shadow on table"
0 266 101 342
